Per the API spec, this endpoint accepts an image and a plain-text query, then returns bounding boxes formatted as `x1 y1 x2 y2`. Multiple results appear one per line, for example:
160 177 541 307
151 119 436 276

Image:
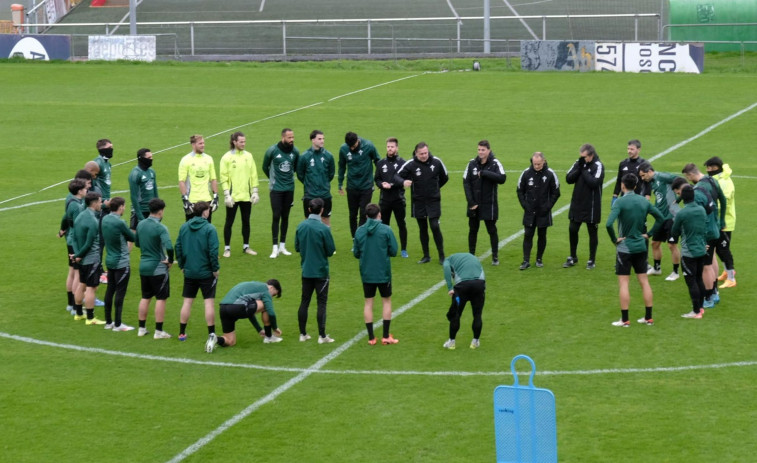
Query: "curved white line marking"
2 331 755 378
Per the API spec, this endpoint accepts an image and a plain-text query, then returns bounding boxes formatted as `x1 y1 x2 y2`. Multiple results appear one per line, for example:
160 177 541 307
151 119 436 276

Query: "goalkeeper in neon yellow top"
219 131 260 257
178 134 218 222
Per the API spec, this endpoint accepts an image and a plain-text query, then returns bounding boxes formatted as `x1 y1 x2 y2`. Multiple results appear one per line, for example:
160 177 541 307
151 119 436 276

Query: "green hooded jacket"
175 216 220 279
353 218 398 283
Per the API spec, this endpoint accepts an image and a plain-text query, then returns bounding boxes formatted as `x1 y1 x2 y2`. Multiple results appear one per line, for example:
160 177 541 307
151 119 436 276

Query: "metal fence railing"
16 14 662 59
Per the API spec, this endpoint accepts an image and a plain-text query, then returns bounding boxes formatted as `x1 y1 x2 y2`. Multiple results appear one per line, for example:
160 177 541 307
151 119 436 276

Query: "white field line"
3 331 754 378
327 73 426 102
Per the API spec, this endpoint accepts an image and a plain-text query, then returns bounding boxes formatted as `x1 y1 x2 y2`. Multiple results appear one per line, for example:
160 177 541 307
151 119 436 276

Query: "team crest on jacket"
347 153 353 161
415 168 421 176
472 167 479 176
382 165 388 173
430 165 435 171
280 161 292 172
310 159 315 167
528 177 534 186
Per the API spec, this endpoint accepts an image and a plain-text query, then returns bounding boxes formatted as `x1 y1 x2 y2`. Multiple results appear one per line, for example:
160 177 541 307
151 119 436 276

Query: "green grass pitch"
1 58 756 462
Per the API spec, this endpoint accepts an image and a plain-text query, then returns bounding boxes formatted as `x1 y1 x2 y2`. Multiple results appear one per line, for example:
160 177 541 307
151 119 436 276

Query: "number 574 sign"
595 42 704 73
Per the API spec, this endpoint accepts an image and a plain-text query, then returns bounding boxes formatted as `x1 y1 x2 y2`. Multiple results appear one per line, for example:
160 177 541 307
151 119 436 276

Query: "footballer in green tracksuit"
61 178 88 314
671 185 708 318
353 204 399 345
638 163 681 277
175 201 220 343
605 174 664 326
442 252 486 349
101 197 136 330
72 192 105 323
297 130 335 225
135 198 174 338
263 128 300 257
295 198 336 342
207 279 283 351
128 148 159 231
338 132 380 238
94 139 113 211
683 162 727 306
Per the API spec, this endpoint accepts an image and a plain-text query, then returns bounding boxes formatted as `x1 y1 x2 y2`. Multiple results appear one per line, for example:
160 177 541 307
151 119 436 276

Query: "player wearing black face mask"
94 139 113 212
129 148 159 234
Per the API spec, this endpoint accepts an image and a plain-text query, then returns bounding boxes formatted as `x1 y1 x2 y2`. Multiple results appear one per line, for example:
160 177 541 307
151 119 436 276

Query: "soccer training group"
59 131 737 352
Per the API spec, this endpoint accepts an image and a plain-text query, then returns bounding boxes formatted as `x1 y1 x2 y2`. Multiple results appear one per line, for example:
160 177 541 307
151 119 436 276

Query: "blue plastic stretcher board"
493 355 557 463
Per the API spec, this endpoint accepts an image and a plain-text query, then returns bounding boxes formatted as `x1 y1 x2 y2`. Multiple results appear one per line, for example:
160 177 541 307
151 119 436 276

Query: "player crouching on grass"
206 279 283 353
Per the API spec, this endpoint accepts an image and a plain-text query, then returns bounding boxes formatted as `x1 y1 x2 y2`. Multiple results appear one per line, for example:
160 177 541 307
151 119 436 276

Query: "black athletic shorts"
67 244 80 269
652 218 678 244
140 274 170 300
219 303 255 333
129 210 150 231
303 197 332 218
705 239 718 262
615 251 648 276
79 263 101 287
182 276 217 299
362 282 392 299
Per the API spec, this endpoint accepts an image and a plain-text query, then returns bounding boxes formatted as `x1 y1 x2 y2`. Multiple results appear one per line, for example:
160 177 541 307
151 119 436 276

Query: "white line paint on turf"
2 331 755 378
328 73 426 102
259 0 266 13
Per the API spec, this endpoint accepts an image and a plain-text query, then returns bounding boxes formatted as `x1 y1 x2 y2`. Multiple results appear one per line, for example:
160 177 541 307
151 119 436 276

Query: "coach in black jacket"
516 152 560 269
611 139 650 204
396 142 449 264
374 137 408 256
564 143 604 269
463 140 506 265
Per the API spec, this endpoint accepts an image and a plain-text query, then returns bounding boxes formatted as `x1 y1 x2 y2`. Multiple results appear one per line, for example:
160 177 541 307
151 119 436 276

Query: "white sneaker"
647 267 662 275
243 247 257 256
104 323 114 330
443 339 456 350
138 327 149 337
470 339 480 349
279 243 292 256
205 333 217 353
264 335 283 344
66 305 74 315
665 271 680 281
113 323 135 332
681 311 703 319
269 245 279 258
222 249 231 258
611 319 630 327
318 335 334 344
299 334 311 342
153 330 172 339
